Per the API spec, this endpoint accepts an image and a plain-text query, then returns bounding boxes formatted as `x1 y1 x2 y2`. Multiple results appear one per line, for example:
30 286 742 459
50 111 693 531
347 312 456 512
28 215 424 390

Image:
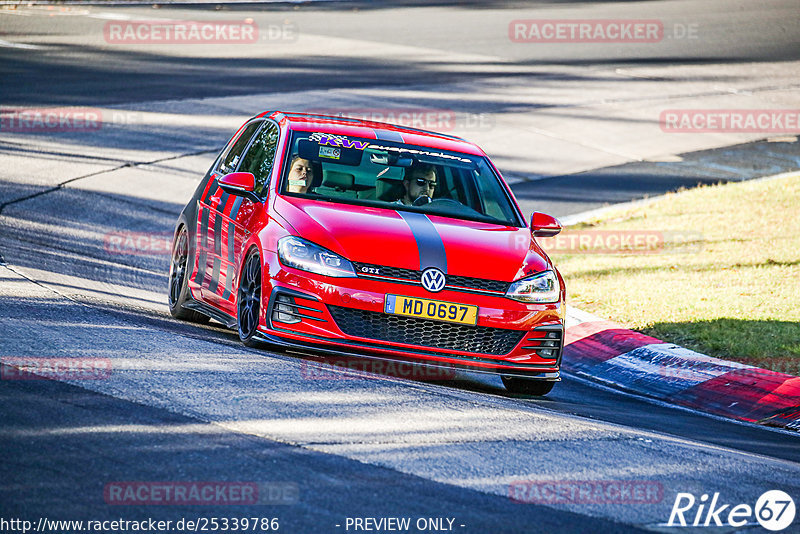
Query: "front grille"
352 262 509 294
328 305 525 355
447 274 508 293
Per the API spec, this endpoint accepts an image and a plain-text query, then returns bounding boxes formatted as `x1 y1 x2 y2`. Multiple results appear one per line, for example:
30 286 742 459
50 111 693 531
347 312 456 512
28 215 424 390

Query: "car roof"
256 111 485 156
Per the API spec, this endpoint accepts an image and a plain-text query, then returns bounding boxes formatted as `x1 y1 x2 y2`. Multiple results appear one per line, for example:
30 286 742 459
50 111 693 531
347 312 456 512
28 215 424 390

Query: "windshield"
279 131 523 227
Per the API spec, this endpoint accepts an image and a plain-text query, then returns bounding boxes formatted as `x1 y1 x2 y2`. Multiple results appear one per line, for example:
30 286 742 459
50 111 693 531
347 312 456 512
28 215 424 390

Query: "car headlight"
505 271 560 303
277 236 356 278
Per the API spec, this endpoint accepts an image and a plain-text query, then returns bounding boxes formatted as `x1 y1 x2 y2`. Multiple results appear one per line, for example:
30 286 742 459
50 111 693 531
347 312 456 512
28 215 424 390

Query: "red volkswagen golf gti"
168 111 565 395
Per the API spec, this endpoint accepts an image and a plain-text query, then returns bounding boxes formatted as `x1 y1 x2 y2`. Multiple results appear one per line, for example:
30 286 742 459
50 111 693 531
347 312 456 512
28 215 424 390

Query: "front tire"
237 251 262 347
168 225 209 324
502 376 555 396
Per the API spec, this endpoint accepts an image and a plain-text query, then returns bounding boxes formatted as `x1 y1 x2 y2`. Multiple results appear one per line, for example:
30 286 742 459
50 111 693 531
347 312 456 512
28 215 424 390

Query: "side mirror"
530 212 562 237
219 172 259 202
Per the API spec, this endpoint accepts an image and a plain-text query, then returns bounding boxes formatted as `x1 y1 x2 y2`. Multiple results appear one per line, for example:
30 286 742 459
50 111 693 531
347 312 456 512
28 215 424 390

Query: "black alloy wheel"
237 251 262 346
168 225 208 323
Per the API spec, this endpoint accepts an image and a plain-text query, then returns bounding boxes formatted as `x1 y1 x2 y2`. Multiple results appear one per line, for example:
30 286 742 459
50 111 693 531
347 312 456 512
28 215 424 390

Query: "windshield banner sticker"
368 143 473 164
310 132 369 150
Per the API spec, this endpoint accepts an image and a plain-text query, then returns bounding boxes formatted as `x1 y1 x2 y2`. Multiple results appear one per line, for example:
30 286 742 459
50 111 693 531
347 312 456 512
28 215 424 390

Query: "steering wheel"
412 195 432 206
422 197 485 218
427 198 464 208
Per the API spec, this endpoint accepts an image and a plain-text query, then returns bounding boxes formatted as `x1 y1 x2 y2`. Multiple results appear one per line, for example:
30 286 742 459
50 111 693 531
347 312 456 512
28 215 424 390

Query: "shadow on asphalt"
0 362 644 533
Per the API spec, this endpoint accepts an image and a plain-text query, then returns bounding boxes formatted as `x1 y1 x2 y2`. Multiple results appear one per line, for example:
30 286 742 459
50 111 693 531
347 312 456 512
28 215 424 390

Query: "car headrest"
322 170 355 190
308 162 323 189
376 177 405 202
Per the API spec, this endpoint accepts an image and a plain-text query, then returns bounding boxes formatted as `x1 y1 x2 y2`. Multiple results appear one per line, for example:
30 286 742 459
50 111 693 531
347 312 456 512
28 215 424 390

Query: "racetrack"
2 1 800 532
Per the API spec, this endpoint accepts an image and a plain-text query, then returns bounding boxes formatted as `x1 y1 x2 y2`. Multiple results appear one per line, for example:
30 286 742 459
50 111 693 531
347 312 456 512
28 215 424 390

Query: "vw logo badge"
421 268 446 293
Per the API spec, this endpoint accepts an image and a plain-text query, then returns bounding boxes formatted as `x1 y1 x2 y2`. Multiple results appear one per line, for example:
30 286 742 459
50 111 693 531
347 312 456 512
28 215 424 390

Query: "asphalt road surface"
1 1 800 533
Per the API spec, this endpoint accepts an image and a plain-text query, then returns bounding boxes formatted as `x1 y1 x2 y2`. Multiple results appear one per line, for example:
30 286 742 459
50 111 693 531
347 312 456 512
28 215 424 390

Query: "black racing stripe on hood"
397 211 447 273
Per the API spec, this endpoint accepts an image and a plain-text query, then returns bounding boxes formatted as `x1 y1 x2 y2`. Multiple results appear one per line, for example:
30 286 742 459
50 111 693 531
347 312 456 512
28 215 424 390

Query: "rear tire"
237 251 262 348
168 225 209 324
502 376 555 396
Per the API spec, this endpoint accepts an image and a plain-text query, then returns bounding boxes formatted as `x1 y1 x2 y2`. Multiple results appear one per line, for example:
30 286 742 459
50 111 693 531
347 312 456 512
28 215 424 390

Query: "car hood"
274 196 550 282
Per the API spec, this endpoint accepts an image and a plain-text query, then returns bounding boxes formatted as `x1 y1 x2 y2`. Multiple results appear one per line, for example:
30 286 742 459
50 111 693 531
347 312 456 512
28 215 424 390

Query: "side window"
239 121 280 196
216 121 263 175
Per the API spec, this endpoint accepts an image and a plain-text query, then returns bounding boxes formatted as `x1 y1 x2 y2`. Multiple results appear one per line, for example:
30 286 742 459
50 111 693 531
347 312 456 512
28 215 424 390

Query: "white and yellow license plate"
384 294 478 326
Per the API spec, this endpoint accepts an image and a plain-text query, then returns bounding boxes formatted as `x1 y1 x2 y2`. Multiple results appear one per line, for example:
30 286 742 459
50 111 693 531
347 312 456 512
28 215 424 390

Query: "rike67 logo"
668 490 795 531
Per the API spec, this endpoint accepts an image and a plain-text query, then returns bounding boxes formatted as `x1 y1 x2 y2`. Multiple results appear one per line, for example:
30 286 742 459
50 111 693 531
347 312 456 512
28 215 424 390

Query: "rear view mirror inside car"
369 152 414 167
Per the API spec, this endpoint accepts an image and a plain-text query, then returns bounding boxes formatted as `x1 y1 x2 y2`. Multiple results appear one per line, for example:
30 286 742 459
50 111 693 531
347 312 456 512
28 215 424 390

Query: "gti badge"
421 268 446 293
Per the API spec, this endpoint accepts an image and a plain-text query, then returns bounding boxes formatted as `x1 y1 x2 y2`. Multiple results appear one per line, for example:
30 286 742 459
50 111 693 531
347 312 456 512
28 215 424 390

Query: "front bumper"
257 254 564 378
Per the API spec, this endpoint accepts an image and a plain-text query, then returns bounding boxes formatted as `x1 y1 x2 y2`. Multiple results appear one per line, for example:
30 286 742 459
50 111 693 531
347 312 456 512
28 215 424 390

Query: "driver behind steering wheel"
398 163 437 205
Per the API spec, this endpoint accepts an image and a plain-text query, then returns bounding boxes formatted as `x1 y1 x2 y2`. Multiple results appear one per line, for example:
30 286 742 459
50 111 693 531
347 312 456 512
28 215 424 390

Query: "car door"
193 120 263 316
195 119 282 317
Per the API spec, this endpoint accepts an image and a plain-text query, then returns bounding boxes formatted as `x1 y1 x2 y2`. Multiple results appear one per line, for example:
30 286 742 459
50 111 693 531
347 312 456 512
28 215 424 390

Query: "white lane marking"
87 13 135 21
0 39 41 50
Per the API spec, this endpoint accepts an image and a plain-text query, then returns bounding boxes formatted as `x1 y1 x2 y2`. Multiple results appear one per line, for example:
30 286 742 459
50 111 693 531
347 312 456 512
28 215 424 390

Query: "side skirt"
183 300 236 329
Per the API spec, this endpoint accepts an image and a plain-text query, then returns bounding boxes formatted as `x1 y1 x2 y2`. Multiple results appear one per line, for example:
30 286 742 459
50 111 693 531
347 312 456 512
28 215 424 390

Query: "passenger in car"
287 156 315 194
